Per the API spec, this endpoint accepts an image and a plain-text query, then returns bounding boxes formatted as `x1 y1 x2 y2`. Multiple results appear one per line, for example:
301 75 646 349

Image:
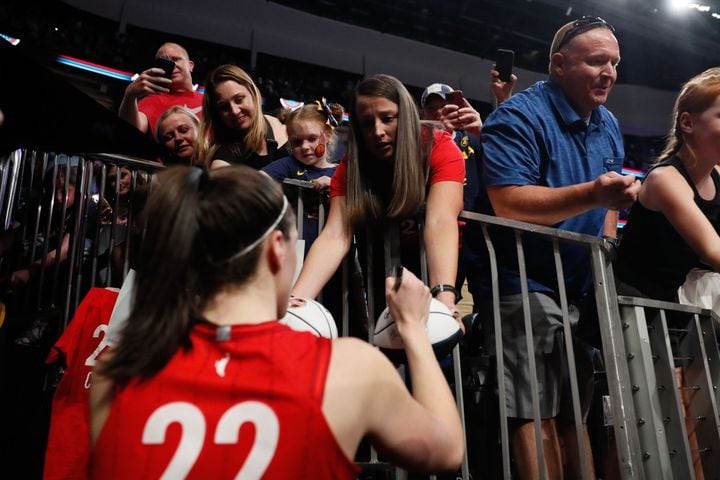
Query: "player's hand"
441 100 482 136
385 267 431 338
591 171 641 211
490 66 517 105
124 67 172 100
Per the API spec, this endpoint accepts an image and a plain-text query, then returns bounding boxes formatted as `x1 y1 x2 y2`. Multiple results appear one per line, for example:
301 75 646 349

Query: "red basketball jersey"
89 321 359 479
44 288 119 480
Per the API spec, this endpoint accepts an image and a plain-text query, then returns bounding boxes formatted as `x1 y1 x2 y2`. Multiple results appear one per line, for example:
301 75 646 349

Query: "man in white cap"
420 83 483 306
420 83 482 138
419 77 515 308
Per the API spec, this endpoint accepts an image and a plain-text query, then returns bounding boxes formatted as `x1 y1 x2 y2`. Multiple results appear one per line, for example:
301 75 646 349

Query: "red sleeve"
428 129 465 184
329 157 347 198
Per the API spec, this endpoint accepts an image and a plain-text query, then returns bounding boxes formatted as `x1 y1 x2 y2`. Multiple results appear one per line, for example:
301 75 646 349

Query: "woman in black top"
195 64 287 170
616 68 720 301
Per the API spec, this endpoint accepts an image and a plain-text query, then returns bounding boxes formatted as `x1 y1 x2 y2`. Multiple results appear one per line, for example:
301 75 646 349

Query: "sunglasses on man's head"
554 16 615 53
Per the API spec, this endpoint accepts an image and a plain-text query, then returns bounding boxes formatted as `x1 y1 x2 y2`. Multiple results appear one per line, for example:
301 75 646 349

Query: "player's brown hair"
100 165 294 381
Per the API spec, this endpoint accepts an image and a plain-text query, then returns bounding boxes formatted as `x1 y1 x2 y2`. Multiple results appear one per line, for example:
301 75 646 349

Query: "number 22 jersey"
89 321 359 479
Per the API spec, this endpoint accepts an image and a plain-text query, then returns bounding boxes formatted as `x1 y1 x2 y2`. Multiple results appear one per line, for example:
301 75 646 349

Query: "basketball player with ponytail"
88 166 463 478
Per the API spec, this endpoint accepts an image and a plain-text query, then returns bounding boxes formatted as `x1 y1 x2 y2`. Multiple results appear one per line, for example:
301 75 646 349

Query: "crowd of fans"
4 3 720 480
1 1 360 116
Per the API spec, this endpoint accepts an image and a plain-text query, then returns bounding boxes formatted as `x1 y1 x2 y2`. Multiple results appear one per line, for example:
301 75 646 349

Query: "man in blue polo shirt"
466 17 640 478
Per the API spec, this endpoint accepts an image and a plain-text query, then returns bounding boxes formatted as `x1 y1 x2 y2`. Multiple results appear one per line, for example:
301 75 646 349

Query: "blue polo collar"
544 78 599 130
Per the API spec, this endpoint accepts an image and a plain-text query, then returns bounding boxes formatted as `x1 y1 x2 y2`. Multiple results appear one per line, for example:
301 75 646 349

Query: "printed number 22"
142 401 279 480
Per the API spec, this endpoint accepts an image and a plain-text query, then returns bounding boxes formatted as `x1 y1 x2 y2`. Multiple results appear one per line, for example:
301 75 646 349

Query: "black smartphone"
496 49 515 82
154 57 175 79
446 90 465 108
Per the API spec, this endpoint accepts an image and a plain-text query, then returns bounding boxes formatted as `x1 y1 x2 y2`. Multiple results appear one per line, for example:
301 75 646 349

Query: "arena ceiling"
272 0 720 91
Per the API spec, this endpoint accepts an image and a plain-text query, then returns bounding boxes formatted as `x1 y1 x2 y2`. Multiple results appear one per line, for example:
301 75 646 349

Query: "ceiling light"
667 0 690 11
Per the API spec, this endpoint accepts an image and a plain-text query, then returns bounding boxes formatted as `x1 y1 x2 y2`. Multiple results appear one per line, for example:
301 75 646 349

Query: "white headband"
225 196 289 262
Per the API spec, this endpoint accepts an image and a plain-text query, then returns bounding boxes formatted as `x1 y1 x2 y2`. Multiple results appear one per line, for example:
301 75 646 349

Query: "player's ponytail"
101 167 207 381
101 166 295 382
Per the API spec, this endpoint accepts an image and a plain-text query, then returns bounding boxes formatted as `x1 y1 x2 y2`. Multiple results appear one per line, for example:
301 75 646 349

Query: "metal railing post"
552 238 591 479
481 223 512 479
590 245 645 479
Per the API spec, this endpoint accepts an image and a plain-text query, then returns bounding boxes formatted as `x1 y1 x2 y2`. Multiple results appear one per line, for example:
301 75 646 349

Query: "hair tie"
187 166 210 192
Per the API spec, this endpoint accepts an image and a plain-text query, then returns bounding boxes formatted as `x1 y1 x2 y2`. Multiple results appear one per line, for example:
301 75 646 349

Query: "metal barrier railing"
0 149 163 332
0 158 320 339
460 209 720 479
462 209 629 479
4 148 718 478
617 296 720 479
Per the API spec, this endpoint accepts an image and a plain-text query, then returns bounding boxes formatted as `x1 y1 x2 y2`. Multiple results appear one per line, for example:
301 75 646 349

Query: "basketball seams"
282 299 337 338
317 304 334 339
286 310 322 336
374 320 395 336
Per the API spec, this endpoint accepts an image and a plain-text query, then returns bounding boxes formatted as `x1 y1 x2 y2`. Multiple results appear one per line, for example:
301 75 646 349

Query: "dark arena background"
2 0 720 479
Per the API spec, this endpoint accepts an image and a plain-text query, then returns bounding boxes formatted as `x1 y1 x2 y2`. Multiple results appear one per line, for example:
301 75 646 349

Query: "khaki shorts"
478 292 596 421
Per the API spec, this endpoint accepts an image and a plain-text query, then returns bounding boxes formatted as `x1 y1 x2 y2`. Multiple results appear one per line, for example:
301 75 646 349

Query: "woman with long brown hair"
88 165 463 478
194 64 287 169
292 74 465 320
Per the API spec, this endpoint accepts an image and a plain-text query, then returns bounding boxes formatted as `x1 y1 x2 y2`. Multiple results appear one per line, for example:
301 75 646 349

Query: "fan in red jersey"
88 165 463 479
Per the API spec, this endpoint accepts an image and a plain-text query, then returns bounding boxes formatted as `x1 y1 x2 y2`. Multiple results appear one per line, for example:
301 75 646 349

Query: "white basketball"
373 298 461 359
280 297 338 339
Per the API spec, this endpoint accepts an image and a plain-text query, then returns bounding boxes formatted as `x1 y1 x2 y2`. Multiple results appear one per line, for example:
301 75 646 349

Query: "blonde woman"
195 64 287 169
155 105 199 164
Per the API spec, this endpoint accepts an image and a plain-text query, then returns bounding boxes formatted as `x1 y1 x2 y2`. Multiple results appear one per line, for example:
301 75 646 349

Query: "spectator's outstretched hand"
490 66 517 105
